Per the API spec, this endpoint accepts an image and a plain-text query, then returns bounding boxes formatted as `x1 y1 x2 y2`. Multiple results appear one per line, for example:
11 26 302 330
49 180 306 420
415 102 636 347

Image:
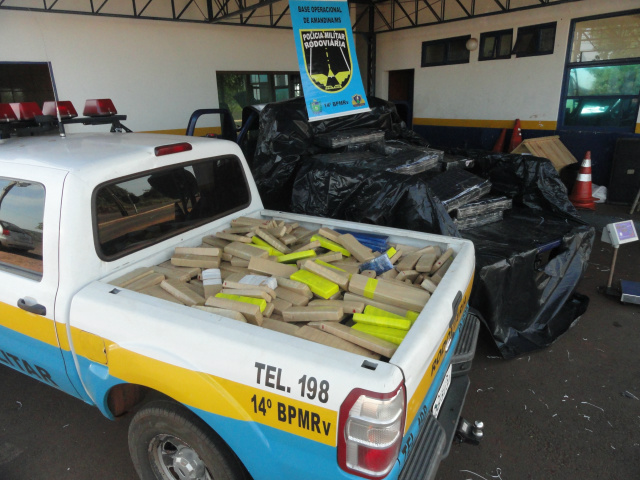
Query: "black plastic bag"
291 160 459 237
464 208 594 358
251 96 428 210
454 150 583 222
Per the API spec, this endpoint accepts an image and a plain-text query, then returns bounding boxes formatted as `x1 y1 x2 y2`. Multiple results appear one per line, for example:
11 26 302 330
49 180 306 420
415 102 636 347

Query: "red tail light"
154 142 193 157
83 99 117 117
338 383 406 479
42 101 78 119
2 229 10 236
10 102 43 121
0 103 18 123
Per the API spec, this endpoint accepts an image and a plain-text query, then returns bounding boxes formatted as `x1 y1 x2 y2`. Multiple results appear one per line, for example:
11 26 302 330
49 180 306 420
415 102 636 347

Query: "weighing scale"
599 219 640 304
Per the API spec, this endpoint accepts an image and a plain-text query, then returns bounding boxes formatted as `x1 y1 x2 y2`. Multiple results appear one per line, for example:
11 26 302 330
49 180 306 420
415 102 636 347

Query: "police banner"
289 0 370 121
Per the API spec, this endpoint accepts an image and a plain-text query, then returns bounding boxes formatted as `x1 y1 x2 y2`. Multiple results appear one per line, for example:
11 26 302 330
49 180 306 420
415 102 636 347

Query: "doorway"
388 69 414 128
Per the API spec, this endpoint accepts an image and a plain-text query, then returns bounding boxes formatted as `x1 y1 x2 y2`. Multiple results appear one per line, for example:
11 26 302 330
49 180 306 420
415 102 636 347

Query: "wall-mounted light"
466 38 479 51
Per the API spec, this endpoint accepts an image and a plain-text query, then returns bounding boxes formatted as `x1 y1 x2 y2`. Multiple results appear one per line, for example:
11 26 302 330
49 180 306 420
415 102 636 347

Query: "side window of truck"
94 155 251 260
0 177 45 279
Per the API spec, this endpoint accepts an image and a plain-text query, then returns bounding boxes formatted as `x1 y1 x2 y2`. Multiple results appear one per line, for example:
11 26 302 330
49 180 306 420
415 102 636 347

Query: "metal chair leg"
630 187 640 215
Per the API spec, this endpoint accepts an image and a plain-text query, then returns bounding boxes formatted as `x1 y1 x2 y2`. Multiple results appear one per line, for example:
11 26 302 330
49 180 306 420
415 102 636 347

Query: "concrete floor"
0 205 638 480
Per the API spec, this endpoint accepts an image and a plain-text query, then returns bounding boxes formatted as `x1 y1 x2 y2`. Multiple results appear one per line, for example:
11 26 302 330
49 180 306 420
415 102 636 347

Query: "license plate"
432 364 452 418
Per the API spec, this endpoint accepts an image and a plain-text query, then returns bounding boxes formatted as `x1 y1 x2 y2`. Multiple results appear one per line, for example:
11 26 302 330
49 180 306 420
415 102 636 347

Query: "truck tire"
128 400 247 480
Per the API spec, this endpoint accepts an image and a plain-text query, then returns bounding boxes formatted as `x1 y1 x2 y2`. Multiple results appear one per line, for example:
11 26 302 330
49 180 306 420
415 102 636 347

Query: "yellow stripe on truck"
404 273 473 430
0 302 59 348
105 340 338 446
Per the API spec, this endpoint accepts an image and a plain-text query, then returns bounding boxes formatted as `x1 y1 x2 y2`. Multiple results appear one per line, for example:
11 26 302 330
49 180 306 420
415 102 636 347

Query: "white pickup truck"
0 128 479 480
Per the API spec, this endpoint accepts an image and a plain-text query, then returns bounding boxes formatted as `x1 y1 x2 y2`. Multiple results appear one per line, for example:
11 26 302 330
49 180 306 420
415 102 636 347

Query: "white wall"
376 0 640 127
0 10 298 132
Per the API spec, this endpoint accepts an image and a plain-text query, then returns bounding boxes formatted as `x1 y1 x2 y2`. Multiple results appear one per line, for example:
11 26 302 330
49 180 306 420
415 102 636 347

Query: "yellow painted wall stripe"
139 127 222 136
636 123 640 135
413 118 557 131
105 340 338 446
0 302 59 348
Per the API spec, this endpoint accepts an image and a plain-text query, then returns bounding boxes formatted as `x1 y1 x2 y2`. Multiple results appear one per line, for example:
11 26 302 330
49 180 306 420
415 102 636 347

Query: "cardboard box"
510 135 577 171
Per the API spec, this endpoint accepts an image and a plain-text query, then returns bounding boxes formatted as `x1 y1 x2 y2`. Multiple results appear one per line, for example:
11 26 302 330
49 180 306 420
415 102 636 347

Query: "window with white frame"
562 12 640 129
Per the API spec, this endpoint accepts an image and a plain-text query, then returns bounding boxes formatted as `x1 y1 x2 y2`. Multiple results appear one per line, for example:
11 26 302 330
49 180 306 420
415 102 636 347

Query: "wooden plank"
415 247 437 273
282 306 343 322
216 231 252 243
205 296 263 326
161 278 205 306
301 260 350 290
261 317 300 335
126 272 165 291
185 281 205 298
224 242 269 260
274 276 313 298
349 274 430 312
308 299 364 314
138 284 185 304
220 288 272 302
295 325 380 359
431 248 453 274
110 267 155 288
153 263 200 282
337 234 375 262
274 287 309 306
318 227 341 242
272 297 293 315
174 247 221 257
248 257 298 277
192 305 247 322
315 322 396 358
254 228 292 254
171 254 221 269
231 216 271 227
201 236 230 249
343 292 420 318
293 240 321 253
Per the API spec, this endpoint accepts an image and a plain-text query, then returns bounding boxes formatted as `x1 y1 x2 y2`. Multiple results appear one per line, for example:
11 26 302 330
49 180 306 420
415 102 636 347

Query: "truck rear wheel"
128 400 247 480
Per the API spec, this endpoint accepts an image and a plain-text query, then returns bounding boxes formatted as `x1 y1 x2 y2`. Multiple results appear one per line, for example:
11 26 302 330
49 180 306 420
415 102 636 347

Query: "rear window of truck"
93 155 251 260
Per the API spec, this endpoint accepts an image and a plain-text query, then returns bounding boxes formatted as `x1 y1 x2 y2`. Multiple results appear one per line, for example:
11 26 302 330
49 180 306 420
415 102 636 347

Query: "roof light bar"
10 102 43 121
84 99 118 117
154 142 193 157
0 104 18 123
42 101 78 119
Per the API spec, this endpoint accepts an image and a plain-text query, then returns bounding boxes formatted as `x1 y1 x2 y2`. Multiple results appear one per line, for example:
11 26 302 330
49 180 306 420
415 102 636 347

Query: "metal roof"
0 0 584 32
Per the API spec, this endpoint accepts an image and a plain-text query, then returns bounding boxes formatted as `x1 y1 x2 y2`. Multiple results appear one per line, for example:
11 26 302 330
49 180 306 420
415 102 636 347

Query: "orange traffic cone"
569 151 597 210
492 129 507 153
508 119 523 152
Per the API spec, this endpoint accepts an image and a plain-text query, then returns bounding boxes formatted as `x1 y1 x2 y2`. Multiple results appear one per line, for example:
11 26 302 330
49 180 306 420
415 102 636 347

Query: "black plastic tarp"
463 208 593 358
291 159 459 237
460 150 583 223
249 97 594 358
451 150 594 358
251 96 427 210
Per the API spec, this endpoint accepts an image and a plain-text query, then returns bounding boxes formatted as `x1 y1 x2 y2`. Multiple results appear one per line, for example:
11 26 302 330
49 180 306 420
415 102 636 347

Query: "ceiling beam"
0 0 585 31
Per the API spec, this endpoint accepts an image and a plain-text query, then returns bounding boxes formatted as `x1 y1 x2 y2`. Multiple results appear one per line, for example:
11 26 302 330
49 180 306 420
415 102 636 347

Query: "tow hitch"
455 418 484 445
